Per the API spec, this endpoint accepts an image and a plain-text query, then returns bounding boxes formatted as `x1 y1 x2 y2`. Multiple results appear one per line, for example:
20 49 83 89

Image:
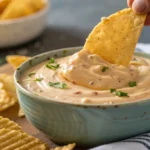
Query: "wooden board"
0 64 57 148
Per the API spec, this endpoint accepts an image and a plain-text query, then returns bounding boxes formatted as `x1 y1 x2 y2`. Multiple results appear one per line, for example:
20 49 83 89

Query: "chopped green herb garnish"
101 66 109 72
35 78 43 82
129 81 137 87
48 82 67 89
110 89 116 93
132 57 137 61
28 72 36 77
46 64 60 70
110 89 129 97
63 50 67 55
49 57 55 63
115 91 129 97
46 57 60 70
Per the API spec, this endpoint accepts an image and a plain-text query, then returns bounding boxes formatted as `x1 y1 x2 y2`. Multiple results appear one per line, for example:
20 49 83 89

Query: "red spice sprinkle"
93 92 98 95
74 91 82 94
90 81 94 85
72 81 76 85
82 64 87 68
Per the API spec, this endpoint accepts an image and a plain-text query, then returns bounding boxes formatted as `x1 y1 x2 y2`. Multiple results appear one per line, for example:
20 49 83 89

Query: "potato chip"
0 81 17 112
6 55 29 69
84 8 146 66
1 0 35 20
0 128 48 150
0 74 16 94
0 73 18 112
5 56 29 116
1 0 46 20
0 116 21 131
0 0 12 14
18 107 25 118
51 144 76 150
26 0 46 12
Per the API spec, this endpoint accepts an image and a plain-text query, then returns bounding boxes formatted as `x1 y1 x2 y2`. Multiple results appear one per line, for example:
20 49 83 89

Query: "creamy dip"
21 50 150 105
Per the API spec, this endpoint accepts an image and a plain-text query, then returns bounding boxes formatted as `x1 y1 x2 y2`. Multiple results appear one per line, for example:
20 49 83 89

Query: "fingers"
127 0 134 7
145 12 150 25
128 0 150 14
127 0 150 25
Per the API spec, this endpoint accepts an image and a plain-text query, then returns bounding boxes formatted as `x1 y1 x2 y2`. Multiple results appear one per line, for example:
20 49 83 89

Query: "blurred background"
0 0 149 64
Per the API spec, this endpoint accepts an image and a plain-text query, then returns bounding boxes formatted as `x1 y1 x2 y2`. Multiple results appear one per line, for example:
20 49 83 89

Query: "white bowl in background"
0 0 49 48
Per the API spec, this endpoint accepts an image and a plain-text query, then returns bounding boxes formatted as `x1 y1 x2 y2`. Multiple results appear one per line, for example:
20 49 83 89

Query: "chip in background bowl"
0 0 49 48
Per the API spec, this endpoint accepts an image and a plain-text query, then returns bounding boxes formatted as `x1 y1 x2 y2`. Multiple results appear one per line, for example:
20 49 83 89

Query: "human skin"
127 0 150 25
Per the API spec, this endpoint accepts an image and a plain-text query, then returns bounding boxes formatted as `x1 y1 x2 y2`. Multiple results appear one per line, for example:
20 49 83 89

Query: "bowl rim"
14 46 150 108
0 0 49 25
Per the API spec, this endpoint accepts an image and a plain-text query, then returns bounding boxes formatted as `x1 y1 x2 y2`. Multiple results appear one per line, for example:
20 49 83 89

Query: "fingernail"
132 0 147 13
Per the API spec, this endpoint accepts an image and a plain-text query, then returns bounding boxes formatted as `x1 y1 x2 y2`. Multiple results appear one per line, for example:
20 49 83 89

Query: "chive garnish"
101 66 109 72
110 89 129 97
110 88 116 93
46 64 60 70
49 57 55 63
35 78 43 82
48 82 67 89
28 72 36 77
115 91 129 97
129 81 137 87
46 57 60 70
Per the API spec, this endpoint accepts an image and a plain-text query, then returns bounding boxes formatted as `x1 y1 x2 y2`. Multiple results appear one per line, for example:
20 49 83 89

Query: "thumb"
132 0 150 13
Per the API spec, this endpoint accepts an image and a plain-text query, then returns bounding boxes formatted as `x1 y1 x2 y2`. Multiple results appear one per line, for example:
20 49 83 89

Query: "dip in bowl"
15 47 150 147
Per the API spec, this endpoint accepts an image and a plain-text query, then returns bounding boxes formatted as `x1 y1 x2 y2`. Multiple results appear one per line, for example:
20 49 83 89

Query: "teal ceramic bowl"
14 47 150 148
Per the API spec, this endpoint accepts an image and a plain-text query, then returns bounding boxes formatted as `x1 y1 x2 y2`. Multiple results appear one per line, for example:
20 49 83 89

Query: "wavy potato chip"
1 0 46 20
0 81 17 112
5 56 29 116
0 0 12 14
0 74 18 111
84 8 146 66
0 74 16 94
51 143 76 150
0 128 48 150
0 116 21 131
6 55 29 69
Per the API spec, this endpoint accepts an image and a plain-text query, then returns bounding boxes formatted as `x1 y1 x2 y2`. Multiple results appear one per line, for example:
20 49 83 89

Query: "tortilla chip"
25 0 46 11
1 0 46 20
0 116 21 131
0 0 12 14
84 8 146 66
1 0 35 20
0 128 48 150
6 55 29 69
51 144 76 150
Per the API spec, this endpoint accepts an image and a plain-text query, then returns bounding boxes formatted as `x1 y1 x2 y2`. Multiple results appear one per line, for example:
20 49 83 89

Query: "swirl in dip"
21 50 150 105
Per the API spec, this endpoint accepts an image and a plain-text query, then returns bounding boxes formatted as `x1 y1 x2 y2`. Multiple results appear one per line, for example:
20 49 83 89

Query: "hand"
127 0 150 25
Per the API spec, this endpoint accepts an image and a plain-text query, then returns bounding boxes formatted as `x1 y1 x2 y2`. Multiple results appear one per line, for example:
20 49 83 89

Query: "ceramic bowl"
14 47 150 148
0 0 49 48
